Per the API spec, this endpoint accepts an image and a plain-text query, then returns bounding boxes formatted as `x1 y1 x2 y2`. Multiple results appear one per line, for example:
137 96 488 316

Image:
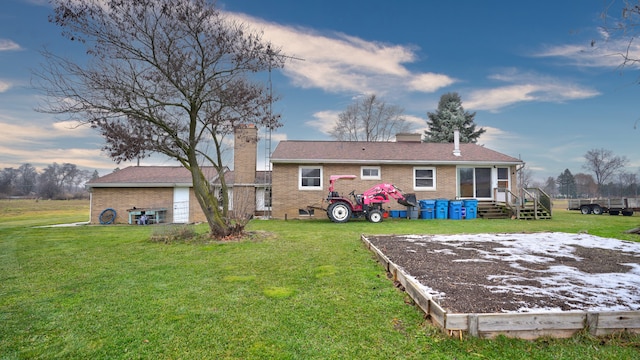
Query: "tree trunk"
189 162 235 238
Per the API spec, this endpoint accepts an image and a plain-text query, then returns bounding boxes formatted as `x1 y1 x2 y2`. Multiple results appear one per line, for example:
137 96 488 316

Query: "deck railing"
523 187 552 217
494 187 552 219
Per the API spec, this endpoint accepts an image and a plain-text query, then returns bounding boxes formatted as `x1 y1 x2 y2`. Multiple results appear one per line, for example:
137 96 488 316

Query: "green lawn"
1 199 639 359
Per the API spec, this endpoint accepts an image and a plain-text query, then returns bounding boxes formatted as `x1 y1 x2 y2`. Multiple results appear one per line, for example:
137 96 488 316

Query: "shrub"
149 224 198 244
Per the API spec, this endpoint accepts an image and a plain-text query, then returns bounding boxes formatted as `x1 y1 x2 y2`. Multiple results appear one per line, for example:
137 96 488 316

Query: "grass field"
1 199 639 359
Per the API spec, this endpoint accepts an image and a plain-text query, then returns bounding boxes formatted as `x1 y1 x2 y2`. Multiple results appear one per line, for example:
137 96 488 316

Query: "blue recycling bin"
419 200 436 219
435 199 449 219
448 200 463 220
463 199 478 220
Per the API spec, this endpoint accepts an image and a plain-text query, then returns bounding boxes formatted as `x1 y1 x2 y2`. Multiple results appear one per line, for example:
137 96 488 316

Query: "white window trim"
413 166 436 191
360 166 381 180
298 166 323 190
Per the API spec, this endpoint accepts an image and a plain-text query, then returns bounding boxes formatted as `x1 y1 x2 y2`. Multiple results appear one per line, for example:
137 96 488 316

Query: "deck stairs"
478 188 552 220
478 201 511 219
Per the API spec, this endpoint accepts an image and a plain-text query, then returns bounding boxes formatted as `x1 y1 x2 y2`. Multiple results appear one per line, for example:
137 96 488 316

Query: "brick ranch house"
86 125 270 224
270 132 526 219
87 126 536 224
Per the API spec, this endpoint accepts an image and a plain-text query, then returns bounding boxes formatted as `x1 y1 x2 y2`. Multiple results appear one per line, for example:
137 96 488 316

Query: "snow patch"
396 232 640 313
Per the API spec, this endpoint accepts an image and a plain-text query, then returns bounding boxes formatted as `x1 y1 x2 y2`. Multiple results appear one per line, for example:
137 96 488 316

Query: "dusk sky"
1 0 638 182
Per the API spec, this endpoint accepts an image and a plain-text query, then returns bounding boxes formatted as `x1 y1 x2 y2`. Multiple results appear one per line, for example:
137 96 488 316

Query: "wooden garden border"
361 234 640 339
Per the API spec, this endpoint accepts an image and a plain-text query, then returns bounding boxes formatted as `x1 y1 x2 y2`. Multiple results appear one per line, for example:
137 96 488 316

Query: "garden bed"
362 232 640 339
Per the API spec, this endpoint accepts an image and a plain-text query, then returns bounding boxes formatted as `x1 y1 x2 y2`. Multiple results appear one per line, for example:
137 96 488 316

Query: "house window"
414 167 436 190
361 166 381 180
299 166 322 190
299 208 315 216
263 187 272 208
497 168 509 189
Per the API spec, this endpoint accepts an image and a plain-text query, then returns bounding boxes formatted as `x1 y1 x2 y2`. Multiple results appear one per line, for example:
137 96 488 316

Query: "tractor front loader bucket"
398 193 417 207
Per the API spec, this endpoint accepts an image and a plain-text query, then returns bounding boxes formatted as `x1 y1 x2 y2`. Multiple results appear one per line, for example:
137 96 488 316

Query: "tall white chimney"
453 128 461 156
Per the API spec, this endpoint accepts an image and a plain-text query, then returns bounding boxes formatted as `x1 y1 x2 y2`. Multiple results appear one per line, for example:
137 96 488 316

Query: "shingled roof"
86 166 222 188
86 166 272 188
271 141 523 165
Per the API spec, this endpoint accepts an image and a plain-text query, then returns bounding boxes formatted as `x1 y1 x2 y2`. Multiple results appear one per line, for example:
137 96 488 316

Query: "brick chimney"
395 133 422 142
233 124 258 217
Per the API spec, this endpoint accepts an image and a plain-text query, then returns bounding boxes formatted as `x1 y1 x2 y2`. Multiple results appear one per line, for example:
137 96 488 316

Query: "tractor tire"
609 210 620 216
580 205 591 215
328 202 351 223
592 205 603 215
622 210 634 216
367 209 383 223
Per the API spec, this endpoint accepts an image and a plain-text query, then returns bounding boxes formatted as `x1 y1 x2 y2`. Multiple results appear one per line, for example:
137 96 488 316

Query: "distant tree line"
0 163 98 200
533 148 637 198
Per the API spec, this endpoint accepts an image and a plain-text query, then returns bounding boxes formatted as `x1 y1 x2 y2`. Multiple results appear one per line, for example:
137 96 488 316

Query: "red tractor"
326 175 417 223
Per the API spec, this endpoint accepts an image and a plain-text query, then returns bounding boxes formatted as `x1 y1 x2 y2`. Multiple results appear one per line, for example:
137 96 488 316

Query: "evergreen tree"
556 169 577 198
423 92 485 143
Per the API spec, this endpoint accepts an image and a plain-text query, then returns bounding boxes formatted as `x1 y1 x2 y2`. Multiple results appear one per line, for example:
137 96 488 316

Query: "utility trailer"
567 198 639 216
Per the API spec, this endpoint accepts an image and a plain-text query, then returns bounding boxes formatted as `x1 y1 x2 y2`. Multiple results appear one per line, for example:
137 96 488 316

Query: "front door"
496 168 510 202
173 187 190 223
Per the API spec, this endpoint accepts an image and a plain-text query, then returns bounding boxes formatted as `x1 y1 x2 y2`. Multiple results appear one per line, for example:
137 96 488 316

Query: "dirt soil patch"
366 232 640 314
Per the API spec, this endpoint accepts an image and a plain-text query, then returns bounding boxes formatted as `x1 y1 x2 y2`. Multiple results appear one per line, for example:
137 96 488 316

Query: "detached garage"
86 166 221 225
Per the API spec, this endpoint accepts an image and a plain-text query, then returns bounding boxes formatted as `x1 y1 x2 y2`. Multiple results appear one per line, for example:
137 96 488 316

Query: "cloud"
304 110 339 135
0 119 94 145
408 73 457 92
464 69 600 111
0 80 11 93
0 39 21 51
227 12 455 96
0 142 113 171
532 28 640 69
403 114 428 131
23 0 50 5
534 42 633 68
476 126 524 150
269 132 288 143
0 117 103 169
51 120 95 137
304 110 427 137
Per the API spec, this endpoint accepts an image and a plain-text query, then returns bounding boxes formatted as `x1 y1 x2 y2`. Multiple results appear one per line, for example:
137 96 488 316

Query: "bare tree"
574 173 597 198
600 1 640 131
329 94 410 141
16 164 38 196
600 1 640 74
518 166 533 188
0 168 18 196
582 148 628 196
36 0 284 237
618 171 638 197
542 176 557 197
